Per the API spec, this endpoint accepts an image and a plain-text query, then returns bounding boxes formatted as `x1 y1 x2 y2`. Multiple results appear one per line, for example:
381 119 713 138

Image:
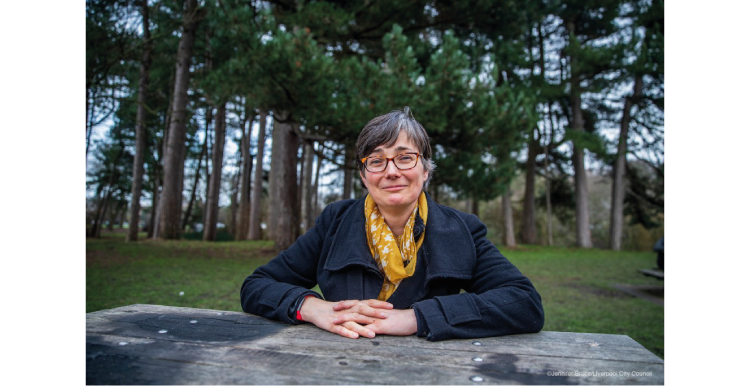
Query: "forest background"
4 1 750 384
85 0 664 253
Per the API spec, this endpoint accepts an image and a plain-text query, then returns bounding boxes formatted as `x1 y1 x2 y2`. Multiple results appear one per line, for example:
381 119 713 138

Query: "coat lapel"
387 193 475 307
323 197 383 300
421 193 476 282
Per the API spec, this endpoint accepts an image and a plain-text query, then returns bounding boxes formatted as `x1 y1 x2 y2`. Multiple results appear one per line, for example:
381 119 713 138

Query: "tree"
86 0 663 250
127 0 152 241
203 103 227 241
557 0 626 248
159 0 204 239
609 0 663 250
236 101 255 240
86 0 137 162
249 109 268 240
502 190 517 248
269 111 300 252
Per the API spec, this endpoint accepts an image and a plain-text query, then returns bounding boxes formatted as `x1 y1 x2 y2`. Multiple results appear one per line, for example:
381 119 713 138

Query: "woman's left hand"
332 300 417 336
363 308 418 336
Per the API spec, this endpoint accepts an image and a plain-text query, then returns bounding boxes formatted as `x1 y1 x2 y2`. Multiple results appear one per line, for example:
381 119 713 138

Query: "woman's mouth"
382 185 406 191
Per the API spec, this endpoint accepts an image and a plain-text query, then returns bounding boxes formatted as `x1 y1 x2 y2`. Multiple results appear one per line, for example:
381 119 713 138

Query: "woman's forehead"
370 132 417 153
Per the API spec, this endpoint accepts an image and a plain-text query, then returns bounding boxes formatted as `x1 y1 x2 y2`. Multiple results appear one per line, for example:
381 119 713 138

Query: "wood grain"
87 304 663 385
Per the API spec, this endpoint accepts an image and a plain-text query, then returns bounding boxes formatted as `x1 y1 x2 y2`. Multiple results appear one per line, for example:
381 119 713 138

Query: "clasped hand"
299 298 417 339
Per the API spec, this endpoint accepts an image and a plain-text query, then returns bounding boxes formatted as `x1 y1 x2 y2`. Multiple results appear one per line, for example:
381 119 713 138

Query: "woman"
241 108 544 341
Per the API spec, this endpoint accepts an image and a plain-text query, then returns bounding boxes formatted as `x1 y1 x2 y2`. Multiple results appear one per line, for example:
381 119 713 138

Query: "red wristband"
296 295 315 321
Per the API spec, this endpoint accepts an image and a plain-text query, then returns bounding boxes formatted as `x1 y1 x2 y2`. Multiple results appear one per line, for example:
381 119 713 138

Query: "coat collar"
323 193 475 295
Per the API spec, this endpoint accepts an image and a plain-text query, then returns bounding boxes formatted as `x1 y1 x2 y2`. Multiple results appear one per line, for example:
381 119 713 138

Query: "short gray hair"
356 107 436 189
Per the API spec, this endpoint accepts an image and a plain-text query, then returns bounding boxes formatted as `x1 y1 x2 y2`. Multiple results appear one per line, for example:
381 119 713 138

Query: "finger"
354 304 390 319
331 324 360 339
365 299 394 309
332 313 377 326
332 300 361 311
342 321 376 339
364 323 381 335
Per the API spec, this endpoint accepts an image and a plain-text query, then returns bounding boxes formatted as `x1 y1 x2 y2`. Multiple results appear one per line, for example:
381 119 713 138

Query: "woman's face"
359 131 428 211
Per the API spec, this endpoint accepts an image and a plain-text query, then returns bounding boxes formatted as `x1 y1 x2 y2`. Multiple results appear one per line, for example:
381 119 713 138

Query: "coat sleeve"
240 205 333 325
411 214 544 341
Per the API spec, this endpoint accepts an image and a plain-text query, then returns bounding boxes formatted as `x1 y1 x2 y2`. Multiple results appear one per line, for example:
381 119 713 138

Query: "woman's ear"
359 171 368 189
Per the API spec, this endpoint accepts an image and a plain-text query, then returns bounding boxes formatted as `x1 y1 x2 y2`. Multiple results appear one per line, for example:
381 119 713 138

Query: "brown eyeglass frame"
360 153 421 173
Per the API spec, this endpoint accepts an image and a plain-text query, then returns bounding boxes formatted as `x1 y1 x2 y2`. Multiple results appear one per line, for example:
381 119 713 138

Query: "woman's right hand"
299 298 393 339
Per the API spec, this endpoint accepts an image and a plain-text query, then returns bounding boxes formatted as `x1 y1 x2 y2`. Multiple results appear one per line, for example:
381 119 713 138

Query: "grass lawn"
87 231 663 358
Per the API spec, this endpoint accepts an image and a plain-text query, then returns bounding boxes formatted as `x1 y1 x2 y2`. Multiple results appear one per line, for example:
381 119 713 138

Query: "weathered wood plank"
88 332 663 385
87 304 663 385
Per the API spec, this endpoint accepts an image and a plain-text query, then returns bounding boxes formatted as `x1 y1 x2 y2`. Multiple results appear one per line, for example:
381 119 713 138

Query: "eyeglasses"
361 153 421 173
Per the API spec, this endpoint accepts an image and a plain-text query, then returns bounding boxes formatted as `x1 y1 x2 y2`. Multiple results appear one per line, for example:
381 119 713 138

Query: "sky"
4 1 750 384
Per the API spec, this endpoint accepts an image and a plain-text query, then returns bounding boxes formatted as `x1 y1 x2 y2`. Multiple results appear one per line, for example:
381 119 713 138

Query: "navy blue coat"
240 194 544 341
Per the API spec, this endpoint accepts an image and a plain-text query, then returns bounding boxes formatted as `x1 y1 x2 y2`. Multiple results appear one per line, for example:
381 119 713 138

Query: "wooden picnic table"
86 304 664 385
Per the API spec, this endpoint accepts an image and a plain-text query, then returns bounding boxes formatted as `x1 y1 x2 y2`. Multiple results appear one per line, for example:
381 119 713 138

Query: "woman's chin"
383 194 417 208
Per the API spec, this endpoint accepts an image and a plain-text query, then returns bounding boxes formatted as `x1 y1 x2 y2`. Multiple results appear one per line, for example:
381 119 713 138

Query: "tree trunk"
521 135 538 244
182 111 210 231
543 119 554 247
303 140 315 231
268 112 283 241
342 145 353 200
202 120 212 227
86 88 96 162
567 20 593 248
237 105 254 240
570 89 592 248
271 112 300 252
127 0 152 242
312 142 322 218
151 79 173 239
502 191 516 248
159 0 200 239
229 163 241 236
203 102 227 241
249 109 267 240
297 141 306 228
610 76 643 250
148 177 160 237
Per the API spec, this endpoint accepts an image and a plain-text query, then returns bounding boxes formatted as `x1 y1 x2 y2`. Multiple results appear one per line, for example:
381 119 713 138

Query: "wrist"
407 309 418 335
298 296 319 322
289 294 318 323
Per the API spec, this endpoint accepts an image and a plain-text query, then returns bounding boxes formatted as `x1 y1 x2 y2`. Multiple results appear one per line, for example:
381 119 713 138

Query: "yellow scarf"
365 192 428 301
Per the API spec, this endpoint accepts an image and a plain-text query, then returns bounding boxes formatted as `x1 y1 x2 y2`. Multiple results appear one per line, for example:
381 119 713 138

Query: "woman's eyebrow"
371 146 414 153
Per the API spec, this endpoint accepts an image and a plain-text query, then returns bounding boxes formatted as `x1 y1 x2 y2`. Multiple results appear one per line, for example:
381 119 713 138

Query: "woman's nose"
384 159 401 176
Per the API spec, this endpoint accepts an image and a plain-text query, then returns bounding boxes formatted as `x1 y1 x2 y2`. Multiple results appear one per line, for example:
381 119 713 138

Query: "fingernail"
380 313 388 318
367 332 375 338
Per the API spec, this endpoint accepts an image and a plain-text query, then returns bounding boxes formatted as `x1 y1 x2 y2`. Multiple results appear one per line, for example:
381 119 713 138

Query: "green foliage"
564 129 609 159
86 0 663 249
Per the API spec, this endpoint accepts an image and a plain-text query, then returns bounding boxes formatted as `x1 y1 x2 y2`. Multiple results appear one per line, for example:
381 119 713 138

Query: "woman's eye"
397 154 414 162
369 158 385 166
